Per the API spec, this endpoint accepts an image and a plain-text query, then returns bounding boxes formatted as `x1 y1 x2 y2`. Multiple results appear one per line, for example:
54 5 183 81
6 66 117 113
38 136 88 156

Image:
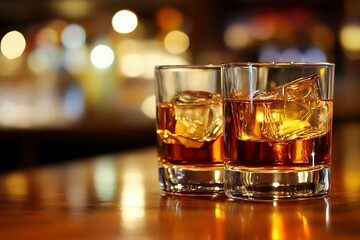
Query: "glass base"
225 165 330 201
159 163 224 195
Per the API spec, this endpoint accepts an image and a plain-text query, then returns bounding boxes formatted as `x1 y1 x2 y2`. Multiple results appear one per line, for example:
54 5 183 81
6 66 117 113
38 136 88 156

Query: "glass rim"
221 62 335 68
155 64 220 71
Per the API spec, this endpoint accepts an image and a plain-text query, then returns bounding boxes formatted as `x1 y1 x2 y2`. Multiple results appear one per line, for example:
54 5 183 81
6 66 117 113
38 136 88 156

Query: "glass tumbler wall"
155 65 224 195
222 62 334 200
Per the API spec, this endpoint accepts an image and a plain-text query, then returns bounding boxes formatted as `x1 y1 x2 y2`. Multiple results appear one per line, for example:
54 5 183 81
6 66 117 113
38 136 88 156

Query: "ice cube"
250 75 330 141
172 91 222 148
252 75 321 101
262 100 329 141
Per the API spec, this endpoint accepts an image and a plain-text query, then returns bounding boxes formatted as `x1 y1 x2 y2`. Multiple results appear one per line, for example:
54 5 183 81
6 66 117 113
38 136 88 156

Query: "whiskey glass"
155 65 223 195
222 62 334 200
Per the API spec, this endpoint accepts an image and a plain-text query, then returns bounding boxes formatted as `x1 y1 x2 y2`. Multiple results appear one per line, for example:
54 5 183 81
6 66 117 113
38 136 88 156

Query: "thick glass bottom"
225 165 330 201
159 163 224 196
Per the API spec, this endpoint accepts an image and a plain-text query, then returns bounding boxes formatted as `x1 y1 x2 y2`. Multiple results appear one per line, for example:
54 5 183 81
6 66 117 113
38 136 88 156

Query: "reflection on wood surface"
0 121 359 239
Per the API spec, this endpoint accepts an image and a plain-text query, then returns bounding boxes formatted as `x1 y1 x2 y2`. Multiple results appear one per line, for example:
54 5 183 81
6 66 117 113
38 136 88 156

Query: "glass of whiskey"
222 62 335 200
155 65 223 195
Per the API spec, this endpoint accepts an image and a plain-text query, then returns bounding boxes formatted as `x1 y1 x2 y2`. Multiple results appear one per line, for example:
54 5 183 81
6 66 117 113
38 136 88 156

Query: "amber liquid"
157 103 223 166
224 99 333 167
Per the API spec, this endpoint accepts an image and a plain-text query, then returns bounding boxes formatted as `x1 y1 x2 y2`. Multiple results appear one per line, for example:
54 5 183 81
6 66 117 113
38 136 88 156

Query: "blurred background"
0 0 359 171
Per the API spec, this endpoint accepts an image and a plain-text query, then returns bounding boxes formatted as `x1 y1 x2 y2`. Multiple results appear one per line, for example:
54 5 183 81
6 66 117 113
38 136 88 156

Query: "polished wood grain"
0 121 360 239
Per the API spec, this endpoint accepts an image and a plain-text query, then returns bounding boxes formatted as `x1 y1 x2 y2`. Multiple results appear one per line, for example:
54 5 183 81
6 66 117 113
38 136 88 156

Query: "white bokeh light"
112 10 138 34
90 44 114 69
1 31 26 59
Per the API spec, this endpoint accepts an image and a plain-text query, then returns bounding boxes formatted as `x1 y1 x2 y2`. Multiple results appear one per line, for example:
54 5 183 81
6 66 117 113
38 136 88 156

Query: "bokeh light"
63 84 85 121
27 48 52 73
258 45 326 62
310 24 335 49
141 95 156 119
340 23 360 51
164 30 190 54
224 23 251 49
142 53 189 79
259 44 281 62
303 47 326 62
1 31 26 59
51 0 94 19
63 47 88 73
90 44 114 69
155 7 183 31
112 10 138 34
27 47 62 74
280 48 302 62
120 53 146 78
250 16 274 41
61 24 86 49
116 39 189 79
36 27 59 48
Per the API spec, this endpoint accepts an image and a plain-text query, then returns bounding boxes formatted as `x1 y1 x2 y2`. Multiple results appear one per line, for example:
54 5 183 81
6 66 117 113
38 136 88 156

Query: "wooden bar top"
0 121 360 239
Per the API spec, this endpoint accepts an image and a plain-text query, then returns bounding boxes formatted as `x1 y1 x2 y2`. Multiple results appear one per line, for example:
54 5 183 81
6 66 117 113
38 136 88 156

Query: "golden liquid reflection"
296 211 310 239
158 195 214 239
119 167 145 231
273 199 330 240
222 198 330 239
271 204 284 240
215 202 225 240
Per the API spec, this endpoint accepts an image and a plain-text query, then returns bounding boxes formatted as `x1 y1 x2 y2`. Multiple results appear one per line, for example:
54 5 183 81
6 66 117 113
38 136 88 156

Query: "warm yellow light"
112 10 138 34
272 182 280 188
224 24 251 49
1 31 26 59
340 24 360 51
271 210 284 240
119 53 145 77
164 30 190 54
